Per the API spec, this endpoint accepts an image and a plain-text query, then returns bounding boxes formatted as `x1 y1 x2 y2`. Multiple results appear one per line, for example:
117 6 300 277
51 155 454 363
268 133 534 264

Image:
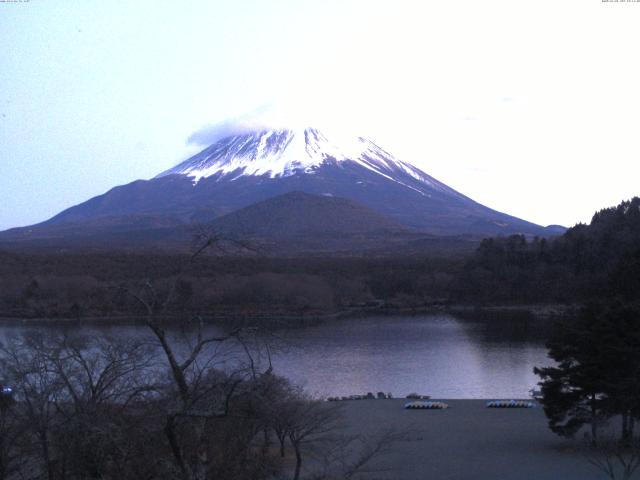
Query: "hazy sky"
1 0 639 231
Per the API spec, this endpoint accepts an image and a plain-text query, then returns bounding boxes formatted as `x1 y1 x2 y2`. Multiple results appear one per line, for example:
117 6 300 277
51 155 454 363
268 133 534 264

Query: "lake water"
0 313 553 399
271 314 551 399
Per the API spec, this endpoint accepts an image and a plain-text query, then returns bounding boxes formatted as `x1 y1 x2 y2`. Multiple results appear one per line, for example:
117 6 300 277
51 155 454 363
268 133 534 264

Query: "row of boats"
404 399 536 410
485 400 536 408
405 401 449 409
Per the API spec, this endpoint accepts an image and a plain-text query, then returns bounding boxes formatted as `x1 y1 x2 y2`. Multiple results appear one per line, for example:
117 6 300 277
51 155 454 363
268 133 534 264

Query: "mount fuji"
0 125 564 252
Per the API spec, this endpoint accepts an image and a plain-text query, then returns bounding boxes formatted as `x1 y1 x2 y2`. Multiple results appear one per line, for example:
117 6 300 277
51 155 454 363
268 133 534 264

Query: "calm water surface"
272 314 551 398
0 314 552 399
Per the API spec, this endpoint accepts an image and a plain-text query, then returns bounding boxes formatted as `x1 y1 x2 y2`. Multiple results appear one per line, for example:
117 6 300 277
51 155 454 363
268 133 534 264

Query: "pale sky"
1 0 639 231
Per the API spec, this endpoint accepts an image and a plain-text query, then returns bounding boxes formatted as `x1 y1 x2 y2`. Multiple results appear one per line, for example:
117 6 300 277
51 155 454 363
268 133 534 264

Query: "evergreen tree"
535 302 640 444
594 302 640 442
534 310 609 443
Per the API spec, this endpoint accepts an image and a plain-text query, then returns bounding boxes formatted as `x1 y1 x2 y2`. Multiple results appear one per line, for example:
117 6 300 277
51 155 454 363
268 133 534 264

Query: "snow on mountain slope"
157 128 463 199
0 119 563 245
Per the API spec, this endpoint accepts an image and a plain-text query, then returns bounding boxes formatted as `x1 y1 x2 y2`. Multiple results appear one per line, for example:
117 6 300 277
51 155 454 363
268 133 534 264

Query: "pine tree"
535 302 640 444
534 310 609 444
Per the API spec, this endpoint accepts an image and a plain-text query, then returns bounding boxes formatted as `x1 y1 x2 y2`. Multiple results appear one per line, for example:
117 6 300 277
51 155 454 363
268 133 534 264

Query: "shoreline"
0 303 574 326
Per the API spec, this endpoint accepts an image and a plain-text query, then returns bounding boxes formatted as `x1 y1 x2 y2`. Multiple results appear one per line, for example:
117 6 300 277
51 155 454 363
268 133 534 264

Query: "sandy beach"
334 399 608 480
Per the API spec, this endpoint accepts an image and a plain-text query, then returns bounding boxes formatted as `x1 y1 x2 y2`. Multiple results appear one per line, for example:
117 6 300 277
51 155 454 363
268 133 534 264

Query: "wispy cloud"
186 104 302 146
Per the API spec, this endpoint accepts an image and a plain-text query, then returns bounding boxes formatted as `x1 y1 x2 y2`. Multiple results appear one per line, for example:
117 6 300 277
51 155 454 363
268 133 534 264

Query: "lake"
272 313 553 399
0 313 553 399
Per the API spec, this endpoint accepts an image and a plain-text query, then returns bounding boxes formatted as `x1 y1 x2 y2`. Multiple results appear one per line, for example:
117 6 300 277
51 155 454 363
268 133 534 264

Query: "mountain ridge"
0 125 565 251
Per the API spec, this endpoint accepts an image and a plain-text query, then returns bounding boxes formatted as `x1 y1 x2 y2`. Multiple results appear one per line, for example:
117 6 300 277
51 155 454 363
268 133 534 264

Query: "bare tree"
0 332 67 480
113 230 280 480
322 429 407 480
51 333 158 479
0 331 162 480
283 398 343 480
585 436 640 480
0 380 25 480
123 280 244 479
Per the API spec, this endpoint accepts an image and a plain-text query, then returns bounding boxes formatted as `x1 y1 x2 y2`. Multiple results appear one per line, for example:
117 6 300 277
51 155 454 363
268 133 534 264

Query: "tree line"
0 252 463 320
1 198 639 320
457 197 640 304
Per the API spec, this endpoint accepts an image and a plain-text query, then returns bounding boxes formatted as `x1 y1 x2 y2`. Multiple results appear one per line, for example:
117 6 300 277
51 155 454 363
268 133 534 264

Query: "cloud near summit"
186 121 244 146
186 105 306 146
185 99 367 147
186 119 268 146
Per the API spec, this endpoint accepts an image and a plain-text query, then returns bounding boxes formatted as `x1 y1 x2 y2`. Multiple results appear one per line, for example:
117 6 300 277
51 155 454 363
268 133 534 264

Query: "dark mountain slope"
0 126 564 252
209 191 405 238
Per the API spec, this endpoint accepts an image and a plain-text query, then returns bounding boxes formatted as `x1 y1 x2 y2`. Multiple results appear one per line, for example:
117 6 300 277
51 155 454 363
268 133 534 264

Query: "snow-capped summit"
158 128 390 180
157 127 463 200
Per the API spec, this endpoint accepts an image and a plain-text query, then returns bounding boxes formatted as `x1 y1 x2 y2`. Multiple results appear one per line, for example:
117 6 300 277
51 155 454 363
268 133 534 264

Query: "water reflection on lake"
0 314 553 399
272 314 552 399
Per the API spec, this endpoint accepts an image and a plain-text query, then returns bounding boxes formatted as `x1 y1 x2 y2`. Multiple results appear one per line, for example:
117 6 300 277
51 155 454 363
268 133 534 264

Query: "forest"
457 196 640 304
0 251 463 321
0 197 638 321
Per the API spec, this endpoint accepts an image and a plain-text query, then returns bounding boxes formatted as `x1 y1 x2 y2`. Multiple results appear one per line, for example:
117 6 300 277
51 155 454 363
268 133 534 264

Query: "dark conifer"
535 301 640 444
